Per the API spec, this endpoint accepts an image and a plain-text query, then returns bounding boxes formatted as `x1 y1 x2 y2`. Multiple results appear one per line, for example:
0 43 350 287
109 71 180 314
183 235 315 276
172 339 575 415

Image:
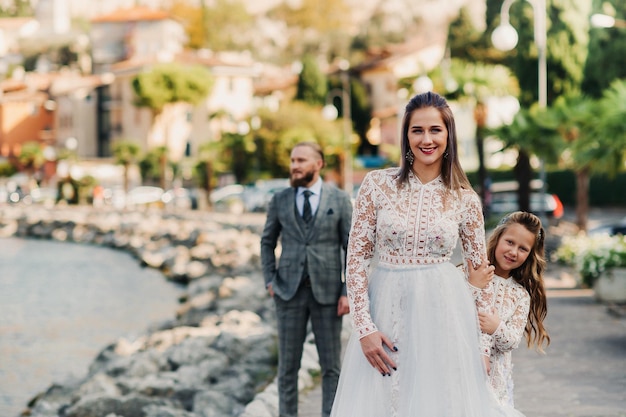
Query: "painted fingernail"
393 367 397 371
393 346 398 351
381 372 385 376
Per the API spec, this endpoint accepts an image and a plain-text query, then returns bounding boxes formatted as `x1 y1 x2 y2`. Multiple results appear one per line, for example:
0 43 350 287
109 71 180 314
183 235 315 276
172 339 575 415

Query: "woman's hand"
359 331 398 376
467 259 494 289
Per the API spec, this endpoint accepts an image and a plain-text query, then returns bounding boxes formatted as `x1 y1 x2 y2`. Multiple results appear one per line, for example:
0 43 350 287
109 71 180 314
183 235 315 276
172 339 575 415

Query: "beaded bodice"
347 168 488 338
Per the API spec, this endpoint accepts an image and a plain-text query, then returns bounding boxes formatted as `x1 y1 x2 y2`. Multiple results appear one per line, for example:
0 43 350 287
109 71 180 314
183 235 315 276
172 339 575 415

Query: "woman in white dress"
330 92 525 417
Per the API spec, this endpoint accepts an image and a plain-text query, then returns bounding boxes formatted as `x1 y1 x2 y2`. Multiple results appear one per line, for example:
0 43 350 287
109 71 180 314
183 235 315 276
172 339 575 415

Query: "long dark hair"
396 91 471 191
487 211 550 352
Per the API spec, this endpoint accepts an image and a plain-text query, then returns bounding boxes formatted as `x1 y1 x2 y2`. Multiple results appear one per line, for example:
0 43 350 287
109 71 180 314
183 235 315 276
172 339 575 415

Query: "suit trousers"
274 283 343 417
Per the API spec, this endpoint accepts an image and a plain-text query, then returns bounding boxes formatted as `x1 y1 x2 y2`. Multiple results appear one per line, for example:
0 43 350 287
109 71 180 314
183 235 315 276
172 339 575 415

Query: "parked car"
210 184 247 214
210 179 290 214
488 180 564 223
29 187 58 206
242 179 290 212
162 187 197 210
125 186 164 208
588 217 626 236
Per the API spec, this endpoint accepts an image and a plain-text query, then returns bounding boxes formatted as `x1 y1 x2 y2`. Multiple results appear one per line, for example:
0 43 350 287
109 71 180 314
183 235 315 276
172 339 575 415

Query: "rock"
0 206 294 417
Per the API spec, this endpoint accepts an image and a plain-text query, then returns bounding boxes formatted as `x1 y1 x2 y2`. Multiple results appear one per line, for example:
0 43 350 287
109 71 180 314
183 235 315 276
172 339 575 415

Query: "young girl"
468 211 551 406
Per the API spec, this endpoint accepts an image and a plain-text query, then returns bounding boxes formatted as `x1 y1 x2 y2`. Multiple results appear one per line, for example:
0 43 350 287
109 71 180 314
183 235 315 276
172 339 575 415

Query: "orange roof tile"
91 6 170 23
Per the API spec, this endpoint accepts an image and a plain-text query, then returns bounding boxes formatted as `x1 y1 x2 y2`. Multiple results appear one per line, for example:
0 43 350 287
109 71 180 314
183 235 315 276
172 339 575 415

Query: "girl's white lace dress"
330 168 525 417
469 275 531 406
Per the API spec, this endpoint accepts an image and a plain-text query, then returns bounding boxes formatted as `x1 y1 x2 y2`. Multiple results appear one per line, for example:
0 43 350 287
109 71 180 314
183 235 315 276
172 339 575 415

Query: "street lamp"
492 0 548 220
322 60 353 193
591 13 626 29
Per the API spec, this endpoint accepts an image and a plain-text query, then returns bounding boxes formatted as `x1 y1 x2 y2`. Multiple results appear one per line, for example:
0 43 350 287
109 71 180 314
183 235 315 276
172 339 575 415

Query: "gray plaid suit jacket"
261 182 353 304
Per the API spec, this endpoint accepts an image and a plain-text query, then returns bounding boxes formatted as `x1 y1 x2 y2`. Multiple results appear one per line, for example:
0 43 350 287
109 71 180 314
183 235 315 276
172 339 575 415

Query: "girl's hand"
359 331 398 376
467 258 494 289
483 355 491 375
478 308 501 334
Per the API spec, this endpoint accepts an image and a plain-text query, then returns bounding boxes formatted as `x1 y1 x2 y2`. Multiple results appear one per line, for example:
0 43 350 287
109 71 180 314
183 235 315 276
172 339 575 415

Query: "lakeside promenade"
299 210 626 417
299 285 626 417
2 205 624 417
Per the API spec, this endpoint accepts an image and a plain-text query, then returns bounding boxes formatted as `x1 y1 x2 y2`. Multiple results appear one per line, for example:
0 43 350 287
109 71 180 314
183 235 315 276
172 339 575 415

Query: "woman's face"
493 223 536 277
407 107 448 172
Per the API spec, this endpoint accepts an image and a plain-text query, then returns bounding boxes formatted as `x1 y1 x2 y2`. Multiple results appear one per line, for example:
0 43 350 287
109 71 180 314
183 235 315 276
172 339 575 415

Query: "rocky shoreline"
0 205 322 417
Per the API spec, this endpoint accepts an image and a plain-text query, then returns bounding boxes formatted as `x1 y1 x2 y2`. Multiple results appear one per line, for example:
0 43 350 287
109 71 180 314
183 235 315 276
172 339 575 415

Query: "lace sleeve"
346 172 378 338
459 190 487 269
493 288 530 352
458 190 493 355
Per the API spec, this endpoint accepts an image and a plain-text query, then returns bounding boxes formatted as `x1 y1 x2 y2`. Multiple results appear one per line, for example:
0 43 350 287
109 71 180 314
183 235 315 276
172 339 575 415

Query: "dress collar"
409 169 442 186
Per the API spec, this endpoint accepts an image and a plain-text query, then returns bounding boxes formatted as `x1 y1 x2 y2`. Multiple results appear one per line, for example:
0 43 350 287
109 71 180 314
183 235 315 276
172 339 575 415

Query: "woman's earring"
406 150 414 165
443 151 449 159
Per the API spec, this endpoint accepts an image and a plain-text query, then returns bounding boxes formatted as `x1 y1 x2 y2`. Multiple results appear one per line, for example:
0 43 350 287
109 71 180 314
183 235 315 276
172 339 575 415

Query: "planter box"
593 267 626 303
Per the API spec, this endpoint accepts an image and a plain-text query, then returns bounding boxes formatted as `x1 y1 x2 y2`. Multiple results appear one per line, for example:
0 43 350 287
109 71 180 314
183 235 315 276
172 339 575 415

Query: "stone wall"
0 206 322 417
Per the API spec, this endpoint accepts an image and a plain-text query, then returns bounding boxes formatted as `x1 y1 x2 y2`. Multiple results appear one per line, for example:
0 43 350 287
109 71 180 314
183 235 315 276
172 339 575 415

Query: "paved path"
298 279 626 417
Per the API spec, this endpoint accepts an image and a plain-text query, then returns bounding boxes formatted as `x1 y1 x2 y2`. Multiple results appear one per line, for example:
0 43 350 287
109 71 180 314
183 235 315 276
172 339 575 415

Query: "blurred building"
0 70 114 183
101 49 261 163
90 5 186 74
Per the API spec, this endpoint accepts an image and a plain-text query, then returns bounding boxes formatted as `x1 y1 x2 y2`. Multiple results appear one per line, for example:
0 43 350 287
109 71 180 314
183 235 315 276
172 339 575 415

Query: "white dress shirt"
297 178 322 218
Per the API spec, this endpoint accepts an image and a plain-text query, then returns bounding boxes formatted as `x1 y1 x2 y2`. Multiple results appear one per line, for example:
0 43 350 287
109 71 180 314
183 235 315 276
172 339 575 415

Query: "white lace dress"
330 168 525 417
469 275 531 406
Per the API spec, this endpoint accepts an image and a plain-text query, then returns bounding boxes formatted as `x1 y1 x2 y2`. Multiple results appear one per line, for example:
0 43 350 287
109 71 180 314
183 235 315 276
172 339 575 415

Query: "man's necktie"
302 190 313 223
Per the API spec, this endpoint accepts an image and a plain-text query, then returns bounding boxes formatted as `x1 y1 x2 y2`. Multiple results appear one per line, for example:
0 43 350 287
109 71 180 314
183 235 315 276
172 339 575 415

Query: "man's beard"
290 170 315 188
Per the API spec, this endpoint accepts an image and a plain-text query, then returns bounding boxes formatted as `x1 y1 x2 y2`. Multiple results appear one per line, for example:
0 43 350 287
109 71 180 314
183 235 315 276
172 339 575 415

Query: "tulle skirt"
330 262 524 417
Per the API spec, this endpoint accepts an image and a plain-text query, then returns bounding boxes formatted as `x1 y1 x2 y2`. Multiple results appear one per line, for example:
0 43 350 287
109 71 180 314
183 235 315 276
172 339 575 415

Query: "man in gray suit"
261 141 353 417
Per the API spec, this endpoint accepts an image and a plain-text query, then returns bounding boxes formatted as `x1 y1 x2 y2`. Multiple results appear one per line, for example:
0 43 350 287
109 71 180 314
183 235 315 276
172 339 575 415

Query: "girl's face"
493 223 536 277
407 107 448 173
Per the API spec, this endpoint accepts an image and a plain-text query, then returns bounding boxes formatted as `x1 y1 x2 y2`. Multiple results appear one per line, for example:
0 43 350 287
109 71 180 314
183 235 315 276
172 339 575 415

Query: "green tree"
0 0 32 17
497 0 592 106
132 63 213 188
254 101 344 179
448 6 499 63
296 54 328 106
596 79 626 162
537 81 626 231
582 0 626 97
196 139 222 205
268 0 353 59
451 0 592 213
430 58 520 212
139 146 169 189
202 0 253 51
350 6 406 55
535 96 595 230
168 0 206 49
111 140 141 194
488 107 564 214
18 142 45 181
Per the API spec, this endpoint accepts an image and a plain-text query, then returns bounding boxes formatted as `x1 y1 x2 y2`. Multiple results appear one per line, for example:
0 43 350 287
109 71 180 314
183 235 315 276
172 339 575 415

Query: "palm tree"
434 58 520 212
534 79 626 232
111 140 141 194
132 63 213 188
18 142 45 184
488 106 564 214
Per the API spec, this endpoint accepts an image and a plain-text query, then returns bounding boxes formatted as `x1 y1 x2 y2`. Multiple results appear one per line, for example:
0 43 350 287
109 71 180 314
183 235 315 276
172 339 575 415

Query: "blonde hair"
487 211 551 352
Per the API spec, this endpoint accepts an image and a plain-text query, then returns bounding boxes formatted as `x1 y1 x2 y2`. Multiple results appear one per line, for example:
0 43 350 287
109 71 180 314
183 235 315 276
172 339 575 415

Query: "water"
0 237 183 417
